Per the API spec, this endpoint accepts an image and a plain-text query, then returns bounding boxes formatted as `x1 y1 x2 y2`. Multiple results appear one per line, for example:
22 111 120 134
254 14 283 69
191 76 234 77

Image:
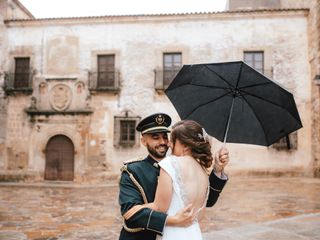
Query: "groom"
118 113 229 240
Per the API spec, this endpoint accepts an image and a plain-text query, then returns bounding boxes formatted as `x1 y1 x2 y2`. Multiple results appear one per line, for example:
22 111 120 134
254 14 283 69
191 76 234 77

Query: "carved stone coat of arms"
49 84 72 111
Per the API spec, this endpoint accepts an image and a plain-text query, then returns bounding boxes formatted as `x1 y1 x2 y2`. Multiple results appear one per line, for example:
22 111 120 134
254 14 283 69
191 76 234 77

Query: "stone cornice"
25 108 94 116
4 8 309 27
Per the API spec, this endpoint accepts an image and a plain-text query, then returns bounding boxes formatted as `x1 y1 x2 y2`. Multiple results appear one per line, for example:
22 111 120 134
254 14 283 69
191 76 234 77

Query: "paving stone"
0 231 27 240
0 177 319 239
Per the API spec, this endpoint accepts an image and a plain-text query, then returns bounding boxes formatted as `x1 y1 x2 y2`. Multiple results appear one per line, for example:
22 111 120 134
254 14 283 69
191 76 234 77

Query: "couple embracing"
118 113 229 240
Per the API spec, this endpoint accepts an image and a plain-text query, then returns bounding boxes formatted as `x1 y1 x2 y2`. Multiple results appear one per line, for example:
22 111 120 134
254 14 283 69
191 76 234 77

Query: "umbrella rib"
240 89 302 124
238 92 270 145
235 62 243 89
189 83 231 90
238 82 272 90
184 91 232 119
204 65 234 88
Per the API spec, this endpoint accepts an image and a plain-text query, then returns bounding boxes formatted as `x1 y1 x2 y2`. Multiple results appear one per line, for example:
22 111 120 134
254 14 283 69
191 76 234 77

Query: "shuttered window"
14 57 30 88
244 51 264 74
272 132 298 150
97 55 115 88
163 53 182 87
114 116 140 148
120 120 136 144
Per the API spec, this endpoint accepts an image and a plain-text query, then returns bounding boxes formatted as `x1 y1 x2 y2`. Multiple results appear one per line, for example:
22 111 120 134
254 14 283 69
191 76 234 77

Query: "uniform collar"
146 155 160 169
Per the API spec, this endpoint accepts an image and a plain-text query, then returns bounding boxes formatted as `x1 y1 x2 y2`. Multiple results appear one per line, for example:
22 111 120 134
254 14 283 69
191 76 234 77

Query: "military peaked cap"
136 113 171 134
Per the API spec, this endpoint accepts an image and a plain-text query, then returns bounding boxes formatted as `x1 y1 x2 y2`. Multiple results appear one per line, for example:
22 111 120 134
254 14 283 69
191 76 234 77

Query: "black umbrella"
165 61 302 146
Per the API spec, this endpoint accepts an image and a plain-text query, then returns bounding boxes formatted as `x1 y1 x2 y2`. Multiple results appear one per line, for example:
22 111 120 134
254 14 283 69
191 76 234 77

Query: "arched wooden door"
45 135 74 181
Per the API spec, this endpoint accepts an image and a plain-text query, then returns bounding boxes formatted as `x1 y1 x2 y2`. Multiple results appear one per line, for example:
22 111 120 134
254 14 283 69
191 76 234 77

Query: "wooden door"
45 135 74 181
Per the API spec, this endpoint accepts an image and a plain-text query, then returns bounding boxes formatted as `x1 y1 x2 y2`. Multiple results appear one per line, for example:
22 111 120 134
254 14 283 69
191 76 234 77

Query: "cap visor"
142 129 170 134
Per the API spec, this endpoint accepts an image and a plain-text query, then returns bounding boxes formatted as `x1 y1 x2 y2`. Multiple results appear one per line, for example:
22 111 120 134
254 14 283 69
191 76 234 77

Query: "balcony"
88 70 120 93
154 68 181 91
3 72 33 95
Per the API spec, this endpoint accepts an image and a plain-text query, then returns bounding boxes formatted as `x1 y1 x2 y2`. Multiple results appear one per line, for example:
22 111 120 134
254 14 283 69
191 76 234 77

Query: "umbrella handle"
223 96 235 145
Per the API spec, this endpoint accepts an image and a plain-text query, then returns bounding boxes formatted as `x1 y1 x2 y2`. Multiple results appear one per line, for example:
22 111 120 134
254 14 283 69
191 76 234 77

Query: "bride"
125 120 228 239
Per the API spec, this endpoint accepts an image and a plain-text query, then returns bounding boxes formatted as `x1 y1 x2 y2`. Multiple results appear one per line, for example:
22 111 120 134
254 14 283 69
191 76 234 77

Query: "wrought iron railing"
4 72 33 93
88 70 120 92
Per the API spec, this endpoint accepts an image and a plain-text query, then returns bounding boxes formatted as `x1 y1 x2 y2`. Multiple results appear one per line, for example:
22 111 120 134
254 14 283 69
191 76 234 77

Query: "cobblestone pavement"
0 177 319 240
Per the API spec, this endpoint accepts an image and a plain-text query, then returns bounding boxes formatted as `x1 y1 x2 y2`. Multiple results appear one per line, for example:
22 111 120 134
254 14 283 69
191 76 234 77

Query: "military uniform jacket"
118 155 228 240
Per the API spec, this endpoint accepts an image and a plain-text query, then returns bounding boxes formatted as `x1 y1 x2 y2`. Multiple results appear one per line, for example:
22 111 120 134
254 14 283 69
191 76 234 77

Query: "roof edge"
4 8 309 23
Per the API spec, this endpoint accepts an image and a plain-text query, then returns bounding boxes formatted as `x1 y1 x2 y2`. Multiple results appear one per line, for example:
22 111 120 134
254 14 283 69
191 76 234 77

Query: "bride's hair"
171 120 213 168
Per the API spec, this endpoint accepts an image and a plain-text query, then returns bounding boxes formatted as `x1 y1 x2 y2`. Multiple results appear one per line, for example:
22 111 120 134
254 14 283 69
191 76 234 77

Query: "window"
14 57 30 88
244 51 264 74
272 132 298 150
97 55 115 88
120 120 136 145
114 116 140 147
163 53 182 87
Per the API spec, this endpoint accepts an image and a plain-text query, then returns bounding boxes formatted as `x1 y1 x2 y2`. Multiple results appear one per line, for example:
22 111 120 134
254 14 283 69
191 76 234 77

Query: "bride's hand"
167 204 195 227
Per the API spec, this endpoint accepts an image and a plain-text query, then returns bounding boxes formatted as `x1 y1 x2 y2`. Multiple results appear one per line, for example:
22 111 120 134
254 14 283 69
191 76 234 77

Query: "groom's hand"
166 204 195 227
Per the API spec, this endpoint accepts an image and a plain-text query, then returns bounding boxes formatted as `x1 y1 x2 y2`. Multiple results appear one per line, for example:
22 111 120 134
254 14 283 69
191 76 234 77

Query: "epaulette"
120 156 148 204
123 156 144 165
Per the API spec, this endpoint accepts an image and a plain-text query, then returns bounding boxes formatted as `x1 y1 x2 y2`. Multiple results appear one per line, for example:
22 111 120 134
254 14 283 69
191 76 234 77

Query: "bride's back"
176 156 209 211
169 120 212 213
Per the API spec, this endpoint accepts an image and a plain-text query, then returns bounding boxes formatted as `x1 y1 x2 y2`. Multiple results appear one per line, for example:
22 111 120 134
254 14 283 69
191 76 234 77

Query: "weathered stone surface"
0 231 27 240
203 213 320 240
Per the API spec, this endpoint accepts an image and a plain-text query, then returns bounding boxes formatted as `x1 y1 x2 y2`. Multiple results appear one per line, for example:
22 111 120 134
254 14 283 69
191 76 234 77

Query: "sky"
19 0 228 18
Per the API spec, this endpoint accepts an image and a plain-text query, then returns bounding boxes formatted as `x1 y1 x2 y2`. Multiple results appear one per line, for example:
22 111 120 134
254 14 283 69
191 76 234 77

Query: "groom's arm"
206 147 229 207
206 170 228 207
119 171 167 235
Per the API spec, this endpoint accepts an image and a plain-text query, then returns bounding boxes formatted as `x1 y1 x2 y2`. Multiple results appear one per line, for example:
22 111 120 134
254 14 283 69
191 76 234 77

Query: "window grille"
114 116 140 147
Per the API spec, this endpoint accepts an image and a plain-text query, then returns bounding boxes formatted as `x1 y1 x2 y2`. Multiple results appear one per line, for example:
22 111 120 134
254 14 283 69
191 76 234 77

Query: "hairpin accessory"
198 133 204 140
197 128 210 143
202 128 210 143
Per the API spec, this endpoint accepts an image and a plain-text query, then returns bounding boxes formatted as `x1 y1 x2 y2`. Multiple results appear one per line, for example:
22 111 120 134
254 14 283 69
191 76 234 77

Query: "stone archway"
44 135 74 181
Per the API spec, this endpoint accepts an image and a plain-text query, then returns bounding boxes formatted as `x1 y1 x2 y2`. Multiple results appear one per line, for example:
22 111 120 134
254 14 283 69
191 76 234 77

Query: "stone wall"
5 96 30 170
306 0 320 176
280 0 320 177
0 6 7 170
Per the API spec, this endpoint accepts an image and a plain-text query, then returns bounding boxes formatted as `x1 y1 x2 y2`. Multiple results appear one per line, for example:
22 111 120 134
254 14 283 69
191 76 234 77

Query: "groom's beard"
146 143 168 159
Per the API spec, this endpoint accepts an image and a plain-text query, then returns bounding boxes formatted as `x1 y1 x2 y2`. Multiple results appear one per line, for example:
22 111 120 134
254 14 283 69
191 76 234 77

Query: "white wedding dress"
157 155 209 240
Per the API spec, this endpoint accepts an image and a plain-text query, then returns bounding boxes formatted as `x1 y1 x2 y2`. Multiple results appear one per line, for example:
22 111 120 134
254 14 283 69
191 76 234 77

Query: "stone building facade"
0 0 316 182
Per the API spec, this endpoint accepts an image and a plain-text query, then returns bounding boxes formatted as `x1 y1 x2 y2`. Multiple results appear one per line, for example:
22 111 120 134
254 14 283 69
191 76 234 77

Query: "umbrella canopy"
165 61 303 146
